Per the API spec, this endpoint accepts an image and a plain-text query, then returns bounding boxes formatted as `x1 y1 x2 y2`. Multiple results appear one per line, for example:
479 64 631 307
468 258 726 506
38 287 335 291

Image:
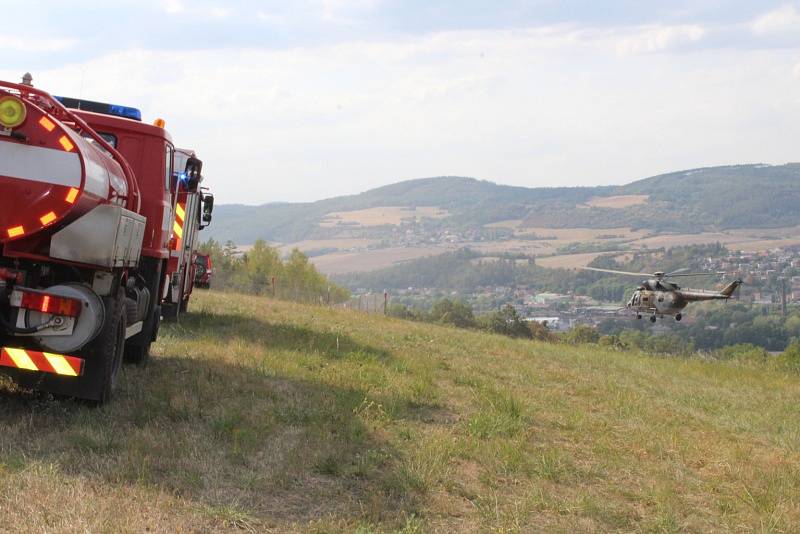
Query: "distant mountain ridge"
207 164 800 244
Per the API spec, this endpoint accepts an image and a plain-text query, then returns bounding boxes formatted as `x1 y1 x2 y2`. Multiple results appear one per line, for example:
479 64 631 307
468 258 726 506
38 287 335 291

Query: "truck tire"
83 288 126 404
162 271 184 322
124 305 160 366
124 257 163 365
161 301 179 321
180 297 189 313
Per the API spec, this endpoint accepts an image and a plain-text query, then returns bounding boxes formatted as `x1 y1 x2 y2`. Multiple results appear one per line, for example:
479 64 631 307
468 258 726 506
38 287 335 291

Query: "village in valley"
372 245 800 332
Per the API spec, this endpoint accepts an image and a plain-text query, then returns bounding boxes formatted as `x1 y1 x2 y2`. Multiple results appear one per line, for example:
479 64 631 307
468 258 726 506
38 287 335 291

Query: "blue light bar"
109 105 142 121
54 96 142 121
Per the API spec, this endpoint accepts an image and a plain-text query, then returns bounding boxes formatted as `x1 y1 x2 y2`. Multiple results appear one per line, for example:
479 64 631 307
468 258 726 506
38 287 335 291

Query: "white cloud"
256 10 284 24
615 24 706 55
160 0 230 19
321 0 382 23
4 23 800 205
208 7 230 18
752 4 800 35
0 35 78 52
161 0 184 14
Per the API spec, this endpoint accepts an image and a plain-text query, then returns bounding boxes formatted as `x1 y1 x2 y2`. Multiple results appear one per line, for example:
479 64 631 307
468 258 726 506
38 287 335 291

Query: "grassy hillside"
1 291 799 531
209 164 800 244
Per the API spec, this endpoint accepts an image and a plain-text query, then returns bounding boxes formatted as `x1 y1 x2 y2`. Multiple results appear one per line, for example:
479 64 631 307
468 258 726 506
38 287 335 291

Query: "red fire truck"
194 254 213 289
0 75 208 402
162 148 213 319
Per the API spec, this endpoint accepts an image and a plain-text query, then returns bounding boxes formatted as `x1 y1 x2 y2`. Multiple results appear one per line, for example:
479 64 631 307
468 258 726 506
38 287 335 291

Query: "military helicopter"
583 267 742 322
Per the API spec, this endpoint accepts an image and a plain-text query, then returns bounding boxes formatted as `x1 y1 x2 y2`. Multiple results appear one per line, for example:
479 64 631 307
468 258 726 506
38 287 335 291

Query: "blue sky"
4 1 800 203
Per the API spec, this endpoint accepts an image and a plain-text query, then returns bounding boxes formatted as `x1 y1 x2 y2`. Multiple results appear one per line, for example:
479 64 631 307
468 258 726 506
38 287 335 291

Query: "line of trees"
388 298 555 342
197 239 350 304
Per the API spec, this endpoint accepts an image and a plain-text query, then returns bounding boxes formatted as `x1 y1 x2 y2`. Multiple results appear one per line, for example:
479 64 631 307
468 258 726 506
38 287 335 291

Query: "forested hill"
208 163 800 244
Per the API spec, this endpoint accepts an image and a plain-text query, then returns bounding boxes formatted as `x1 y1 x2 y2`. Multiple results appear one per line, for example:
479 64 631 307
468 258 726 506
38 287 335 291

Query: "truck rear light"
19 291 82 318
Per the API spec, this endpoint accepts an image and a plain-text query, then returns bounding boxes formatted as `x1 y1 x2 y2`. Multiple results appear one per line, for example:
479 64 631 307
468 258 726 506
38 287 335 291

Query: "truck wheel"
180 298 189 313
124 305 159 366
162 301 179 321
84 288 126 404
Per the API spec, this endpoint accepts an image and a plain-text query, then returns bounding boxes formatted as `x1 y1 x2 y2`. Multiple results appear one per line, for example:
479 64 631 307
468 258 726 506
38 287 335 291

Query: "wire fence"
339 292 388 315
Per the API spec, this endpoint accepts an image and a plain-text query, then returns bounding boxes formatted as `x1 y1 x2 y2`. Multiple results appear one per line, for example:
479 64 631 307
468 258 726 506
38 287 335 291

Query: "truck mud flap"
0 347 83 376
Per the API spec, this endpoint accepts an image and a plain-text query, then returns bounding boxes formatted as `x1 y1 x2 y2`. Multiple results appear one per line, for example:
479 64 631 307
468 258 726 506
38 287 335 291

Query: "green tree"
429 298 477 328
481 305 532 339
195 239 349 305
562 325 600 345
777 341 800 373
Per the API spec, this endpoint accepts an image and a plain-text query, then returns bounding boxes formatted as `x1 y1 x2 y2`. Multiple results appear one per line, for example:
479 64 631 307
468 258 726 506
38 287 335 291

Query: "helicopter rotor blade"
665 267 690 276
664 272 722 278
582 267 655 277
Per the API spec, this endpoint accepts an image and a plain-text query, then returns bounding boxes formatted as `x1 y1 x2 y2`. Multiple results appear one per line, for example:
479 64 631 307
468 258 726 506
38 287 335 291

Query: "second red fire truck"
162 148 213 319
0 75 213 403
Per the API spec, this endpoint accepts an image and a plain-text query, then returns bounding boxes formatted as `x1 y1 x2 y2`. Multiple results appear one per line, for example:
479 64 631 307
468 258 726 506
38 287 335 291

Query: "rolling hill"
1 290 798 531
208 163 800 245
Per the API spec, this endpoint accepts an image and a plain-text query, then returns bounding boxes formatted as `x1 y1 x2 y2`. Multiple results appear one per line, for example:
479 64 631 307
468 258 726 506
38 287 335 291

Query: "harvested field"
484 219 523 229
632 232 741 249
278 239 379 255
285 226 799 275
320 206 449 228
310 246 455 275
536 251 627 270
726 237 800 252
516 227 650 242
724 226 800 239
582 194 649 209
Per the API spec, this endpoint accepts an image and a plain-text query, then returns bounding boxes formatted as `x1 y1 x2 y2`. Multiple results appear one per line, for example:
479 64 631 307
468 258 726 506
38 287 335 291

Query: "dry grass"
582 195 650 209
319 207 449 228
1 291 799 532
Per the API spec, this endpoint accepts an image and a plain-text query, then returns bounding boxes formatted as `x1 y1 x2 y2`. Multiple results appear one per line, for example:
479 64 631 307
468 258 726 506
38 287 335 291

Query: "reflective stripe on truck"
0 347 83 376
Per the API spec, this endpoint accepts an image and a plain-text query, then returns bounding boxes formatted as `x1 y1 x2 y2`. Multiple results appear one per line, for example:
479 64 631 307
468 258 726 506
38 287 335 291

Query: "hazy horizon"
214 161 800 206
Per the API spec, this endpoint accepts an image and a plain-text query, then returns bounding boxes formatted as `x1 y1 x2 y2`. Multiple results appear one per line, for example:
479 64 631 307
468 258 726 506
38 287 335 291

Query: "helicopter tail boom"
678 280 742 301
720 279 743 298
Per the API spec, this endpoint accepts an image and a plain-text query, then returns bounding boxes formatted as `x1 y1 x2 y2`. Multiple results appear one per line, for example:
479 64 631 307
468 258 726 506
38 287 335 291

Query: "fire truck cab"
162 148 213 319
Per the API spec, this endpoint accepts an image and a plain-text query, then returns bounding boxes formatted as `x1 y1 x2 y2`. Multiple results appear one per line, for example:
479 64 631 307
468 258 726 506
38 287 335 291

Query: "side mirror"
201 193 214 228
184 156 203 192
